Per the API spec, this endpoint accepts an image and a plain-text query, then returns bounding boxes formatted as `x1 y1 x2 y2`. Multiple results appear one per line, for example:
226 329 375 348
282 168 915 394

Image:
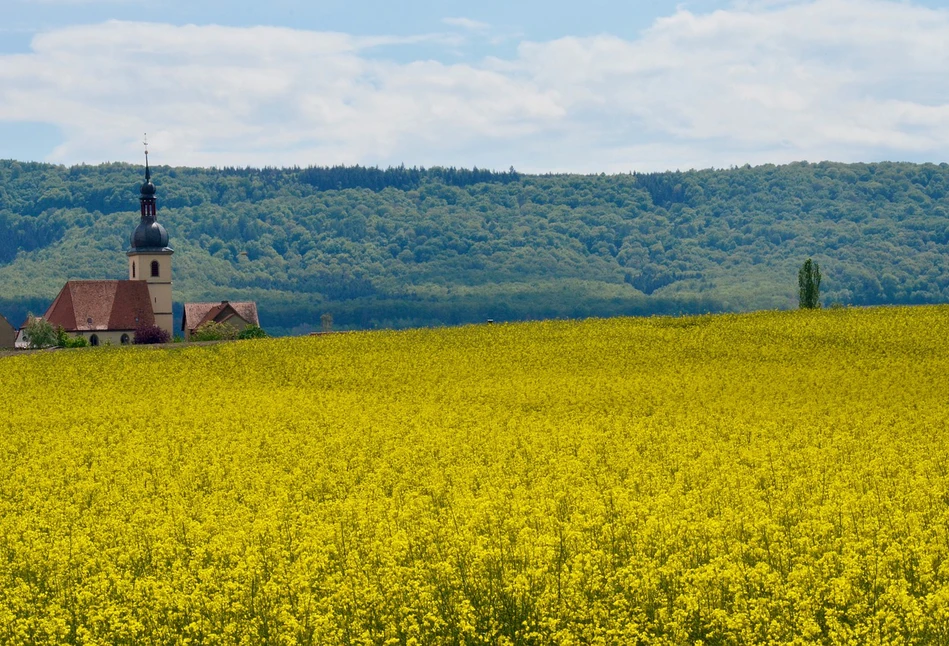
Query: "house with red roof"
182 301 260 341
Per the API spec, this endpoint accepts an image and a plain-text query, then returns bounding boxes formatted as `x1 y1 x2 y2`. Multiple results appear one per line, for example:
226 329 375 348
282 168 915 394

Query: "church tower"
127 137 174 337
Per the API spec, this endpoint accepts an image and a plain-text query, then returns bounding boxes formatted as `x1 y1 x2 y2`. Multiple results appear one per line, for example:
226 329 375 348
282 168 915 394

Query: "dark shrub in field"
237 325 267 340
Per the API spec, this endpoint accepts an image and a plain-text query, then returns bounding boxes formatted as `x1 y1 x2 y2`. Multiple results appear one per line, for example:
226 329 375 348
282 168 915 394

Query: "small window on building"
151 261 160 277
89 334 99 347
121 334 130 345
132 262 136 278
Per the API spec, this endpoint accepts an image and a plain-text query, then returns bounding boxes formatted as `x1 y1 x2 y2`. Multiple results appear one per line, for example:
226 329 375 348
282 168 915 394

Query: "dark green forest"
2 159 948 335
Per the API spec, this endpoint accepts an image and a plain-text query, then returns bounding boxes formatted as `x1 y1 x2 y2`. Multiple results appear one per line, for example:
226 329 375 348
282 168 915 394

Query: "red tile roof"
183 301 259 332
43 281 155 332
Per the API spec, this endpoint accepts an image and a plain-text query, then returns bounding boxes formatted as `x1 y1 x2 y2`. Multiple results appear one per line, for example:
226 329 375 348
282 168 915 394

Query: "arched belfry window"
132 262 136 278
151 261 160 277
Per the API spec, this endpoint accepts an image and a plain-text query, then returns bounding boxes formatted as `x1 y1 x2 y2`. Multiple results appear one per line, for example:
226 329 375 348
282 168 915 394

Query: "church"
18 146 261 348
26 151 174 346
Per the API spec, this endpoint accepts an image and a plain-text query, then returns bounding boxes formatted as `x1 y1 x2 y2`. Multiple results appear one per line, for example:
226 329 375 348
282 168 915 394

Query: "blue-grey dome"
130 219 169 250
141 180 157 196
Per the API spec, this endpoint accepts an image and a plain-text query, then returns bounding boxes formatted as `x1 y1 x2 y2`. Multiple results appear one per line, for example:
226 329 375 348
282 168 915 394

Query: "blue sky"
2 0 949 172
3 1 728 46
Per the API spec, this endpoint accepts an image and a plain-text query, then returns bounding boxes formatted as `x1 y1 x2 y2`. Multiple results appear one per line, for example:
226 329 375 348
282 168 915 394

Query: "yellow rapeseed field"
2 306 949 645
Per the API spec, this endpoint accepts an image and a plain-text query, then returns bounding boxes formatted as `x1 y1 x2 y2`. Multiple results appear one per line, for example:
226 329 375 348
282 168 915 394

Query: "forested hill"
2 159 948 335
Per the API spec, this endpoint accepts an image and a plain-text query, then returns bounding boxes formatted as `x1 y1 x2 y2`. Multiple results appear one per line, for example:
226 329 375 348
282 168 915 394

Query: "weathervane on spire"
143 133 151 181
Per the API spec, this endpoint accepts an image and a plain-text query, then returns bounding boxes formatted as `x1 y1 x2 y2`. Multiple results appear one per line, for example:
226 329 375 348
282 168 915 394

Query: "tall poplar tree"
798 259 822 309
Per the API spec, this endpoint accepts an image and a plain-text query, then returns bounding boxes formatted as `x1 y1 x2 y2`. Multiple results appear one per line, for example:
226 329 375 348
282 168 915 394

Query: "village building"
28 148 175 346
182 301 260 340
0 313 16 349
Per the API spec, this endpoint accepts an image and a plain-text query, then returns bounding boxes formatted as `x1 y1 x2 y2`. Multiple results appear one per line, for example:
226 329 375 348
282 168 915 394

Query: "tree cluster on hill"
1 159 948 334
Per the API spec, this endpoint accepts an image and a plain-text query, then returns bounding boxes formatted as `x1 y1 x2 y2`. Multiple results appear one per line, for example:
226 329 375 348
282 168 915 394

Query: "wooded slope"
1 160 947 333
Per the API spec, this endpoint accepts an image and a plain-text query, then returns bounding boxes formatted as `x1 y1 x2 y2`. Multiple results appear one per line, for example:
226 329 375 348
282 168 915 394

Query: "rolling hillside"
2 160 948 334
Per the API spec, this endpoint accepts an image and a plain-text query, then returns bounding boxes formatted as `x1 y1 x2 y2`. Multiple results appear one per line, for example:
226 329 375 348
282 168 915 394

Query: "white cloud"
1 1 948 172
442 17 491 32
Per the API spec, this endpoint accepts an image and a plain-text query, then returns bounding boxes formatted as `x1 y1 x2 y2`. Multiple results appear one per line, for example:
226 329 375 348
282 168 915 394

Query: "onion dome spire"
130 133 170 251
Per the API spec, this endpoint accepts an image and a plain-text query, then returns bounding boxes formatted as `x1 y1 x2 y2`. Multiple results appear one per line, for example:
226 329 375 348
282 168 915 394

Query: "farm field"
2 306 949 644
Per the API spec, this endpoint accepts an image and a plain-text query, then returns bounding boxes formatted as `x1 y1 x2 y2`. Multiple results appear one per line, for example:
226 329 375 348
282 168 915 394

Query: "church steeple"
139 134 158 219
131 134 169 251
128 134 174 338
